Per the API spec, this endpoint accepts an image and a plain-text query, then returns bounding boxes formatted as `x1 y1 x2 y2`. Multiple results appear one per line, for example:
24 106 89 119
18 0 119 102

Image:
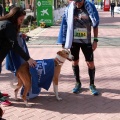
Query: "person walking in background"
0 4 3 16
117 2 120 7
5 4 10 14
110 1 115 17
57 0 99 95
100 1 103 9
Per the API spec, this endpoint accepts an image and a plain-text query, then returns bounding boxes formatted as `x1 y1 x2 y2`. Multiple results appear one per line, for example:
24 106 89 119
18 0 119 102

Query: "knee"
72 60 79 66
87 62 95 69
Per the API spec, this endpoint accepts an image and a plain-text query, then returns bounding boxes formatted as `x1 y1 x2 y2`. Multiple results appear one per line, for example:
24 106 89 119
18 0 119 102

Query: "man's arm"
5 23 30 61
93 27 98 39
92 27 98 51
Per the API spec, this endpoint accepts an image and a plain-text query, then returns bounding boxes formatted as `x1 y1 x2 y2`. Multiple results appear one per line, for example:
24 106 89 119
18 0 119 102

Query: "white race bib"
74 28 87 39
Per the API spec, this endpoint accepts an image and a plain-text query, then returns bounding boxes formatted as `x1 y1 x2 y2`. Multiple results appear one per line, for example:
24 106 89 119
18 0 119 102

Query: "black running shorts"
70 43 94 62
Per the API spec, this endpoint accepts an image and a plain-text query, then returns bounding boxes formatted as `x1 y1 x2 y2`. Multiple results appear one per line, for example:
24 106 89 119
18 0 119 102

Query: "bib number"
74 28 87 39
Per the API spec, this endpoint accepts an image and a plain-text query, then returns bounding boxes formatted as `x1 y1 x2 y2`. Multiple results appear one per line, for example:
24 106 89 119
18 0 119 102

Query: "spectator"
5 4 10 14
117 2 120 7
0 7 37 106
100 1 103 9
110 1 115 17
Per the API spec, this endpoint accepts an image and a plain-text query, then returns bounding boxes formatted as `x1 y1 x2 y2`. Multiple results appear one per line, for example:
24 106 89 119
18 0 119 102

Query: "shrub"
23 19 29 25
26 15 36 24
20 24 38 33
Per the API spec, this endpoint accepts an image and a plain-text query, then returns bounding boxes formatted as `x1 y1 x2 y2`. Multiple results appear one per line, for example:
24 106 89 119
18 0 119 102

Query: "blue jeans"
111 9 114 17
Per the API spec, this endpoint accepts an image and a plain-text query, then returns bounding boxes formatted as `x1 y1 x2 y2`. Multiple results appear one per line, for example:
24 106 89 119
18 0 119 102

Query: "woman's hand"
27 58 37 67
22 33 27 39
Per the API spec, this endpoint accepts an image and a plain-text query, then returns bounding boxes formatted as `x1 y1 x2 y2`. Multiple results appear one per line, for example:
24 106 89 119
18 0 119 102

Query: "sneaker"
89 84 99 95
73 82 81 94
1 100 12 106
0 96 7 102
1 93 10 97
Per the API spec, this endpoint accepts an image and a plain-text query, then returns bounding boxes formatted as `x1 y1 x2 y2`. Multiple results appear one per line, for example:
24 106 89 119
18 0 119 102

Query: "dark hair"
0 7 26 32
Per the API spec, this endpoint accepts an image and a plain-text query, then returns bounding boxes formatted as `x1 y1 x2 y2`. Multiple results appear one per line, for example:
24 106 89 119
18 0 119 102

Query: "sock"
72 65 81 84
88 68 95 85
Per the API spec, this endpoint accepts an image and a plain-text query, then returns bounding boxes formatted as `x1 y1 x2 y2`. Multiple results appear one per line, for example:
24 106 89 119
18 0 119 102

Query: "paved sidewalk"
0 10 120 120
26 10 120 47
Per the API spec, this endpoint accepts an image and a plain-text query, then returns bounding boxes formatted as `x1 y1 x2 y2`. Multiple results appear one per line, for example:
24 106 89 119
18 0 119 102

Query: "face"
75 0 84 8
17 15 25 25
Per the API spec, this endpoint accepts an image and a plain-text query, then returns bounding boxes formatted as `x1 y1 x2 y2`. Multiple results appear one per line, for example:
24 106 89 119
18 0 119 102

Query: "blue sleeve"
57 7 68 44
90 2 99 28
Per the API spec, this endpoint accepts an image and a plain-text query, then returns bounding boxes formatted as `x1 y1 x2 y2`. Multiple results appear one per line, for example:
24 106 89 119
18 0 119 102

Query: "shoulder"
0 20 11 29
4 20 13 28
84 0 95 8
89 2 96 8
89 2 98 11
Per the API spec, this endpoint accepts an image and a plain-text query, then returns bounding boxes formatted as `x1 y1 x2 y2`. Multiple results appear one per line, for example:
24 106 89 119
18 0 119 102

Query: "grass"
20 24 38 33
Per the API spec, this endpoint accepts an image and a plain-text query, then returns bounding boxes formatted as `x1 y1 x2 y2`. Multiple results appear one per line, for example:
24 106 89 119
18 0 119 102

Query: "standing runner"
57 0 99 95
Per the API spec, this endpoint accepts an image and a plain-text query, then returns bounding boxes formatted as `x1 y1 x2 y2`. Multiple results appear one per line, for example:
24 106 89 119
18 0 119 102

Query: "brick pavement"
0 10 120 120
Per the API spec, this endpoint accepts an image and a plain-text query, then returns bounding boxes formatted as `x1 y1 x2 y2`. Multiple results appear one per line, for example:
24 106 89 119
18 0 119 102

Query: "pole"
34 0 36 18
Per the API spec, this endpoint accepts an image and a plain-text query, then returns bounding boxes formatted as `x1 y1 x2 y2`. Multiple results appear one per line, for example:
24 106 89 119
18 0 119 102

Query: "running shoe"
89 84 99 95
1 93 10 97
73 82 81 94
1 100 12 106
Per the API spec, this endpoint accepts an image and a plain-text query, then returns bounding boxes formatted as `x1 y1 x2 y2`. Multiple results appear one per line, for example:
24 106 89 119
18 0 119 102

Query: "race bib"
74 28 87 39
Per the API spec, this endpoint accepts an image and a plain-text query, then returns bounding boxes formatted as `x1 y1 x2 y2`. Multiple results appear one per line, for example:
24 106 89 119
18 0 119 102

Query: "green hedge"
20 24 37 33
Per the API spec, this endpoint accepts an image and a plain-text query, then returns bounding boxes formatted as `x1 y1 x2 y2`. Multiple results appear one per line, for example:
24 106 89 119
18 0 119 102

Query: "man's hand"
92 41 97 51
22 33 27 39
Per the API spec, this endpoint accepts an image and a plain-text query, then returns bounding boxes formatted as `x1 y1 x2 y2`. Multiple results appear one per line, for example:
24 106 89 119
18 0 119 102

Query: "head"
0 7 26 32
74 0 84 8
57 49 74 61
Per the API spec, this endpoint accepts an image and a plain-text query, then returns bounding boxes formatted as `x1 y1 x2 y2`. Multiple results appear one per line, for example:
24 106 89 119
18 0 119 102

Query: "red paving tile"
1 47 120 120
